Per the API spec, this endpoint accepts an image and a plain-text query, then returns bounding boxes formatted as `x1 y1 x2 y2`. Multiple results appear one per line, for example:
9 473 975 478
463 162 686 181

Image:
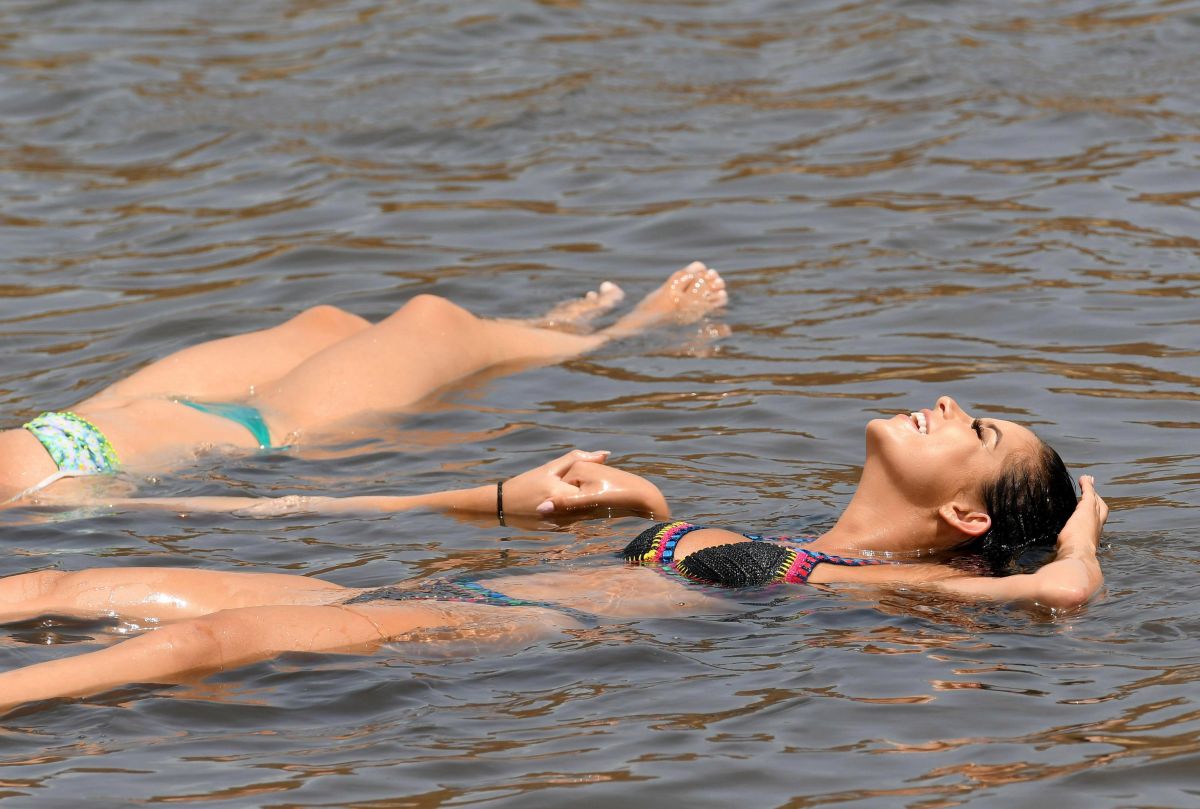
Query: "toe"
599 281 625 302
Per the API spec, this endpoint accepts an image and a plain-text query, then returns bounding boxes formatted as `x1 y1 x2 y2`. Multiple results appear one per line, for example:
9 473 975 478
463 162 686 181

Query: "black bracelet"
496 480 505 526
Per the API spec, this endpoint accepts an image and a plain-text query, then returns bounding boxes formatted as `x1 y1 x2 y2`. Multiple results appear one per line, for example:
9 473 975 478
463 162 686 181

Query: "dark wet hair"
963 439 1077 573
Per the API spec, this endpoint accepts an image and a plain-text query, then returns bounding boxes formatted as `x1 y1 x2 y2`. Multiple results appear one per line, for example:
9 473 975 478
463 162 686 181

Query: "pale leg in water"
254 264 728 435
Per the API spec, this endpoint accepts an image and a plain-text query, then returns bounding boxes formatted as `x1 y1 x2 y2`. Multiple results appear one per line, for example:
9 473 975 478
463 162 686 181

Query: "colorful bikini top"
622 521 889 587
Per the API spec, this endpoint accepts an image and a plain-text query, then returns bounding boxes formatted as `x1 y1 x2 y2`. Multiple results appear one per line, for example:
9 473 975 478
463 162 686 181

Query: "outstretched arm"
83 450 671 521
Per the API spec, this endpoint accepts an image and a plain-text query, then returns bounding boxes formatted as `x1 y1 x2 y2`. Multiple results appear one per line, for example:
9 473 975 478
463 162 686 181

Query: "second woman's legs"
35 264 722 474
255 263 727 437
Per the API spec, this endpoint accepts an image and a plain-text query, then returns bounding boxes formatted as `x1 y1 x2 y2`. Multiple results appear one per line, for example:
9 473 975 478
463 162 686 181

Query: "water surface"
1 1 1198 806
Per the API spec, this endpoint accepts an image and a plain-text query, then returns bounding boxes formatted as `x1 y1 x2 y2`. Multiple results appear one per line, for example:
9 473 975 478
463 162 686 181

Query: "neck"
812 478 949 559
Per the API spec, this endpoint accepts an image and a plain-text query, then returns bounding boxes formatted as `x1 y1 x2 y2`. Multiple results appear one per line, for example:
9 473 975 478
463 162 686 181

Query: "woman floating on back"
0 267 1109 716
0 262 727 507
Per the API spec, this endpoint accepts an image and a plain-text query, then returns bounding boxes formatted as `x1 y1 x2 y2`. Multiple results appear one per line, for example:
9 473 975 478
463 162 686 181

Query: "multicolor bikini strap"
776 548 887 584
622 521 709 565
742 532 818 545
625 521 891 587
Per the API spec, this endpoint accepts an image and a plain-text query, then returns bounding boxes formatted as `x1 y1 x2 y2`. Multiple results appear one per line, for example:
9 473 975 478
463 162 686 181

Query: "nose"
936 395 971 421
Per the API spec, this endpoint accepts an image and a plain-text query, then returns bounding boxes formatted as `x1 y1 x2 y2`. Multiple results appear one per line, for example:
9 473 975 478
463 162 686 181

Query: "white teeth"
912 411 928 434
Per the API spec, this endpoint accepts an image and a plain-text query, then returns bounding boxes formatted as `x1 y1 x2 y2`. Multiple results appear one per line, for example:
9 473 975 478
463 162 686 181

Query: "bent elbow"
645 486 670 520
1042 583 1093 611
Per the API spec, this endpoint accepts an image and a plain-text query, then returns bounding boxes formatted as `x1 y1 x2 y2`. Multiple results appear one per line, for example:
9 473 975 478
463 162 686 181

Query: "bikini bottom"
23 411 119 475
176 400 274 449
342 578 595 625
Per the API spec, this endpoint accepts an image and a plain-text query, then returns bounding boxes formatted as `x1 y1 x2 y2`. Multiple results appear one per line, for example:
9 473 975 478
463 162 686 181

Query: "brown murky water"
1 1 1198 806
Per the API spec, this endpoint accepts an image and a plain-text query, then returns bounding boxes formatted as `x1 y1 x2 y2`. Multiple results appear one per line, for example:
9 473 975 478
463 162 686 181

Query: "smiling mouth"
909 411 928 434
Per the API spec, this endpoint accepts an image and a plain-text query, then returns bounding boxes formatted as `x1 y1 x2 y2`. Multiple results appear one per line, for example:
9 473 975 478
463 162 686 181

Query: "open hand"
503 449 670 518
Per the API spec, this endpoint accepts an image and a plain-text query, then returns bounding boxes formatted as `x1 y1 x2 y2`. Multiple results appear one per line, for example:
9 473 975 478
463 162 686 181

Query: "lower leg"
0 567 346 625
77 305 370 408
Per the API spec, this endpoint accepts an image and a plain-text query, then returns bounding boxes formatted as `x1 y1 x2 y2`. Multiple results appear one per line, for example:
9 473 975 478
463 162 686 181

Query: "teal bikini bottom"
176 400 274 449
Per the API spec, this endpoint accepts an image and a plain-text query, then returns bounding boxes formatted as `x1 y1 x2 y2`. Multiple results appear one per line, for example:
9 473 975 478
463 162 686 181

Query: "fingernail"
536 500 554 514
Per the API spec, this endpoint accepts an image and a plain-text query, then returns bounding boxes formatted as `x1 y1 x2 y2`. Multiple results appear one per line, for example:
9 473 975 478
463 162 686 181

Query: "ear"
937 502 992 538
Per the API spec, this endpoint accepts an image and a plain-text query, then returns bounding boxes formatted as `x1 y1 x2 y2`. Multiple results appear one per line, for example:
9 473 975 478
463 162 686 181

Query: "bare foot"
603 262 728 338
525 281 626 333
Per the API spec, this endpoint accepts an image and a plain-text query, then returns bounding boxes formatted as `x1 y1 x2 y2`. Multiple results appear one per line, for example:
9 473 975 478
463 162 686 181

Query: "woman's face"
864 396 1041 509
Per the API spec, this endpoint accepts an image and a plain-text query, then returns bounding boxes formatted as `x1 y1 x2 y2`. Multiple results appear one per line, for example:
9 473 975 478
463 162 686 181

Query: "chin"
864 417 897 456
862 416 921 485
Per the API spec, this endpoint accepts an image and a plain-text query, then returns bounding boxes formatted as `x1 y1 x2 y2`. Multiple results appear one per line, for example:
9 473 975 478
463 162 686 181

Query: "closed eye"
972 418 985 443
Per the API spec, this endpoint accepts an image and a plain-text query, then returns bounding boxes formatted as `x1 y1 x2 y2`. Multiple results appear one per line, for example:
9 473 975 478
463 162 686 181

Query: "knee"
394 294 475 331
155 617 226 671
184 611 256 668
291 305 370 341
21 569 66 600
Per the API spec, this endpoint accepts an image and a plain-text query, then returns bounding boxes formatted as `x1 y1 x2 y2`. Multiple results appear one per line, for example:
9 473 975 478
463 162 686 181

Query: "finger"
563 459 610 486
545 449 610 477
538 477 592 514
538 494 584 515
555 489 617 512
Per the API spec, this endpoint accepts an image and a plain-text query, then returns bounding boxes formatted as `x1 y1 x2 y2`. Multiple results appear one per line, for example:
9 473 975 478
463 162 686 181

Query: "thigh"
255 295 601 433
488 566 734 619
79 305 370 408
200 601 575 663
349 601 581 647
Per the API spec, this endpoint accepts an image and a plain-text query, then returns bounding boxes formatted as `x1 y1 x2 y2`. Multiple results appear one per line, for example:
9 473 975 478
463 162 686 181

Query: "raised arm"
91 450 671 521
797 476 1108 608
928 475 1108 608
